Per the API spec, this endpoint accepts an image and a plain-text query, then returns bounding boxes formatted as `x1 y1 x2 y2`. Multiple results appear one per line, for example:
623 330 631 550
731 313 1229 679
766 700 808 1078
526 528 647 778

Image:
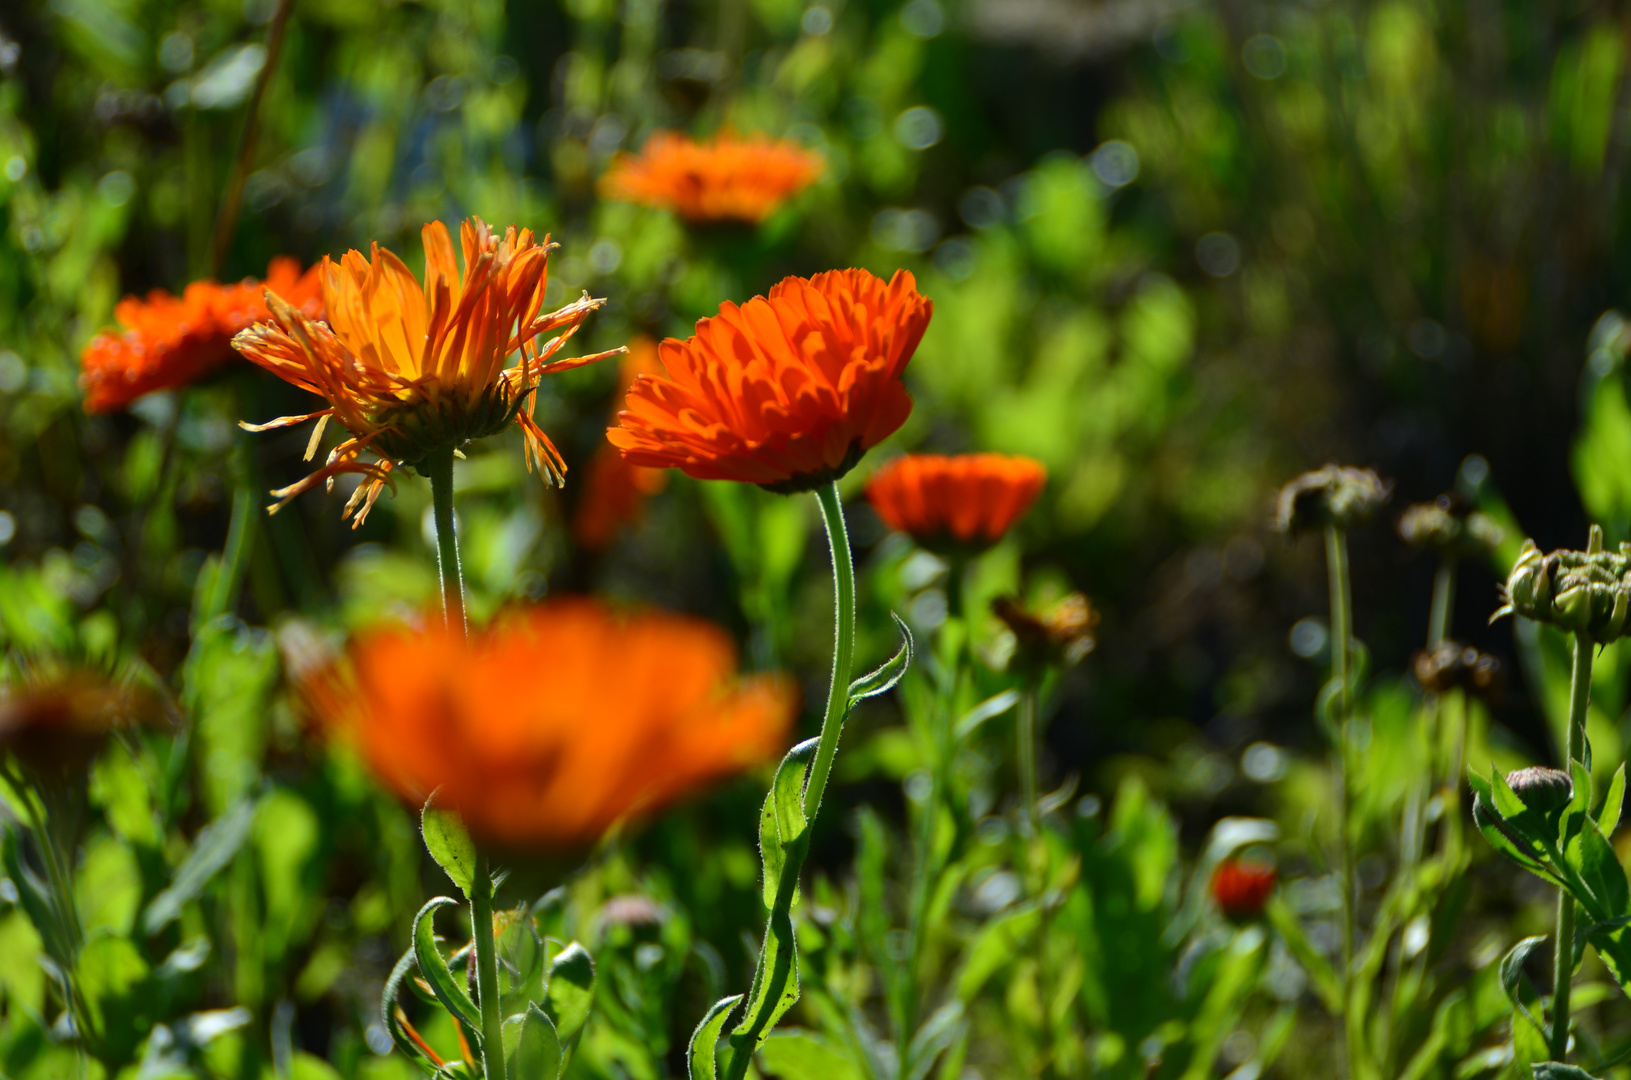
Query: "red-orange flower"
297 599 797 847
79 257 323 414
1210 858 1276 921
866 453 1046 550
600 131 824 224
573 338 670 549
234 218 617 525
608 269 932 491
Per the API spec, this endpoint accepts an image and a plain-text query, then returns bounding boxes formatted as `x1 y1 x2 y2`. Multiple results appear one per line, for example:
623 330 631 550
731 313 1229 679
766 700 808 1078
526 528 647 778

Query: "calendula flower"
573 338 670 549
867 453 1046 552
234 218 617 526
79 257 323 414
1210 858 1276 921
608 269 933 492
600 131 824 224
297 599 797 847
0 670 174 783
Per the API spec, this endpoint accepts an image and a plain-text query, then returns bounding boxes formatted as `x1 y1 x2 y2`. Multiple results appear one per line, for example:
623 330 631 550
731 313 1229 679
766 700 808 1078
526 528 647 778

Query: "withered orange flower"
866 453 1046 551
608 269 932 492
600 131 824 224
0 671 175 782
1210 858 1276 921
234 218 618 526
79 257 323 414
573 337 670 549
298 599 797 847
993 591 1098 671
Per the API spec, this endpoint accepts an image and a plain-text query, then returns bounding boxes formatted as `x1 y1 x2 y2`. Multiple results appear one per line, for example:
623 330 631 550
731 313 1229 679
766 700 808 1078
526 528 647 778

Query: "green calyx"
1496 526 1631 643
368 384 524 473
1274 464 1391 534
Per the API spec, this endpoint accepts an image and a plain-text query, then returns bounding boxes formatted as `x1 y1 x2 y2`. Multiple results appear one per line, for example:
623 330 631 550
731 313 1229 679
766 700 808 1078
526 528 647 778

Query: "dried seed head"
1397 494 1504 560
1274 465 1392 534
1412 641 1503 698
1504 766 1573 814
1494 527 1631 643
993 592 1099 675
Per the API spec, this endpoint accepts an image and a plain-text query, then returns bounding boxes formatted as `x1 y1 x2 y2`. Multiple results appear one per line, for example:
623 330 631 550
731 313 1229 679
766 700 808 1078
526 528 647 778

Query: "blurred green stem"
1552 631 1592 1061
1427 558 1455 649
801 482 856 821
427 448 502 1079
1324 524 1358 1076
210 0 294 275
1017 686 1039 838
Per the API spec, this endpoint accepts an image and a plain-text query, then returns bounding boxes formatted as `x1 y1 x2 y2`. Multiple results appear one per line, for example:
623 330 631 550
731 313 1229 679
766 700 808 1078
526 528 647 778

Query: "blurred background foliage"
10 0 1631 1074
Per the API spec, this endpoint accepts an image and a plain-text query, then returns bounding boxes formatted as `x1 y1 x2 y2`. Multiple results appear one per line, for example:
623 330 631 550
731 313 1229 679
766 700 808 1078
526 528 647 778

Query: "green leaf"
414 897 483 1035
847 613 914 709
421 792 478 898
1499 935 1550 1039
760 738 818 909
955 902 1041 1001
1471 793 1557 882
1569 816 1628 923
142 794 258 934
688 994 742 1080
381 945 438 1069
756 1030 863 1080
2 828 73 967
543 942 595 1046
505 1004 561 1080
1533 1064 1602 1079
1600 764 1625 835
1263 896 1342 1012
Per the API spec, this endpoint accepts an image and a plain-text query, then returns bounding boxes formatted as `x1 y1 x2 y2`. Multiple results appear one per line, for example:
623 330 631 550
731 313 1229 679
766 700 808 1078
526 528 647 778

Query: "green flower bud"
1494 528 1631 643
1397 495 1505 560
1504 766 1573 814
1275 465 1392 534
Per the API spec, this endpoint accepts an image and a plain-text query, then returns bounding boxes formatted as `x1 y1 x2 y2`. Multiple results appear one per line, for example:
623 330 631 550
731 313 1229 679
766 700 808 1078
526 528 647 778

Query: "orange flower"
79 257 323 414
607 269 932 491
574 338 670 549
297 599 797 847
600 131 824 224
1210 858 1276 921
866 453 1046 550
234 218 618 526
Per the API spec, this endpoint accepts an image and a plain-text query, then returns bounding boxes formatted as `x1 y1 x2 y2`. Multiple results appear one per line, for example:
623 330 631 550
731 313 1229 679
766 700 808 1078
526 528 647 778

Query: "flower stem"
1552 630 1592 1061
427 445 467 637
801 482 856 821
426 447 501 1078
1427 557 1455 649
1324 524 1359 1078
1017 685 1040 838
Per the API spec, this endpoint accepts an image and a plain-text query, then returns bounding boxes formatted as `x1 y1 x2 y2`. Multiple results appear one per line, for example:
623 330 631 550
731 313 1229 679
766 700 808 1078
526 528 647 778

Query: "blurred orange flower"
600 131 823 224
297 599 797 847
79 257 323 414
866 453 1046 550
607 269 932 491
1210 858 1276 921
234 218 618 525
573 338 670 549
0 671 175 782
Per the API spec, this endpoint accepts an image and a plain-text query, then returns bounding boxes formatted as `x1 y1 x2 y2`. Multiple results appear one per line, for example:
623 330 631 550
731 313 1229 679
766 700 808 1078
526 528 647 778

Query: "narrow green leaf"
1571 758 1595 818
1601 764 1626 836
756 1030 863 1080
1572 817 1628 922
760 738 817 909
382 946 437 1069
1499 935 1549 1038
422 792 478 898
953 690 1019 740
1263 896 1342 1012
955 902 1041 1001
1471 794 1557 881
142 794 258 934
846 613 913 709
543 942 595 1045
2 828 73 966
414 897 483 1035
505 1004 561 1080
1533 1064 1602 1079
688 994 742 1080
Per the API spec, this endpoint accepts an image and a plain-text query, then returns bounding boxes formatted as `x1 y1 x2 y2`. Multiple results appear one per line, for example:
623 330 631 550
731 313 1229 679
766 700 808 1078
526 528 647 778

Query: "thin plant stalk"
1427 557 1455 649
1324 524 1359 1077
1552 630 1592 1061
800 482 856 820
426 449 503 1080
1017 686 1040 838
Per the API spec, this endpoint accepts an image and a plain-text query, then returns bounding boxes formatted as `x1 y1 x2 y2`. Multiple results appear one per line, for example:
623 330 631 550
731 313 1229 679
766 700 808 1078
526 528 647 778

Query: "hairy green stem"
1018 686 1039 838
801 482 856 820
427 451 502 1078
1325 525 1359 1078
428 446 467 636
1552 631 1592 1061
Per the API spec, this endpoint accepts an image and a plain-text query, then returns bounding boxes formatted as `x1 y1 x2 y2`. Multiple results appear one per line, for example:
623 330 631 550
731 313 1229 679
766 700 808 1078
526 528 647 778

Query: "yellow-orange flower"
573 337 670 549
233 218 618 526
866 453 1046 550
297 599 797 847
79 257 323 414
607 269 932 491
600 131 824 224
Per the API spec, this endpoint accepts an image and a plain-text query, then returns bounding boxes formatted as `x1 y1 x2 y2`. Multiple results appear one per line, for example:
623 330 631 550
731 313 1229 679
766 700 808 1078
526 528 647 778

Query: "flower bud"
1211 858 1276 921
1275 465 1391 534
1397 494 1504 561
1504 766 1573 814
1495 530 1631 643
993 592 1099 675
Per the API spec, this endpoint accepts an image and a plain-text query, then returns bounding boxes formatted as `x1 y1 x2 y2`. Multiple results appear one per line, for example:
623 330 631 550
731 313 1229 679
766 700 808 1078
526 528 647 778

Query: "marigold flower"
600 131 824 224
297 599 797 847
234 218 618 526
573 338 670 549
607 269 932 492
867 453 1046 551
1210 858 1276 921
79 257 323 414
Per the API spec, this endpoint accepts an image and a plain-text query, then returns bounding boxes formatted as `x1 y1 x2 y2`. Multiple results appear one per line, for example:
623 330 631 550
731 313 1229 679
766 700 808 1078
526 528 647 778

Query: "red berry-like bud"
1211 858 1277 921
